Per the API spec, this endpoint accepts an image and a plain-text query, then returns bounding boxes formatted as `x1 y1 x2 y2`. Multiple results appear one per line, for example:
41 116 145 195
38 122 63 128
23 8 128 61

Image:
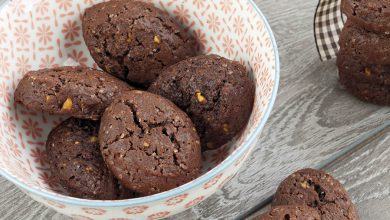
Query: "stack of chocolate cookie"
257 169 359 220
14 0 255 200
337 0 390 105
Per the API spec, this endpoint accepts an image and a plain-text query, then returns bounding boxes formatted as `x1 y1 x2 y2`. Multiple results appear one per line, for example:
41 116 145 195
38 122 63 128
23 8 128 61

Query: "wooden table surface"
0 0 389 219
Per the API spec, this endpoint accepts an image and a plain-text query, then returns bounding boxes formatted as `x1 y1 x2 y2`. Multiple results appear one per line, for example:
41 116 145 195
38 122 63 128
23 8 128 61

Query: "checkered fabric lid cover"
314 0 345 61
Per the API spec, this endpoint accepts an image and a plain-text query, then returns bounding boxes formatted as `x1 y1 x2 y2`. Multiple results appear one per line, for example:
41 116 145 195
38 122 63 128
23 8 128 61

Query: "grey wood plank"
248 127 390 220
1 0 390 220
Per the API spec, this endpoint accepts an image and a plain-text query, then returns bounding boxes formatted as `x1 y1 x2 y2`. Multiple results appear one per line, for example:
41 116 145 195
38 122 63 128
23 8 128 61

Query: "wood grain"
249 127 390 220
0 0 389 219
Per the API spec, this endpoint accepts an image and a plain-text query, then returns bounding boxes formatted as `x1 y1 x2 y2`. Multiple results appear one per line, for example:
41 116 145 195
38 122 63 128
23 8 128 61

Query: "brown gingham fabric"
314 0 345 61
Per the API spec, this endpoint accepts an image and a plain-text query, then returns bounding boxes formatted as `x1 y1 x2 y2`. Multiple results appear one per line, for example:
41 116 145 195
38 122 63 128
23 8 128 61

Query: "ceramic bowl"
0 0 279 219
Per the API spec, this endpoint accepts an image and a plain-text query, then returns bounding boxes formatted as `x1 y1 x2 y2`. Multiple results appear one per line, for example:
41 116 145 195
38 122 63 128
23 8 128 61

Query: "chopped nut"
120 133 126 139
364 67 371 77
223 123 230 134
195 90 207 104
300 181 309 189
45 95 53 102
74 141 80 145
62 98 73 111
85 167 93 172
154 35 161 44
143 142 150 147
127 33 132 43
94 47 102 53
89 136 98 143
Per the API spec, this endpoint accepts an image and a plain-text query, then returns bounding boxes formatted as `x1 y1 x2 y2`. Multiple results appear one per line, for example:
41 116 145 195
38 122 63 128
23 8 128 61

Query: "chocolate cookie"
337 49 390 86
99 90 201 195
338 21 390 65
272 169 359 220
149 54 255 150
341 0 390 34
256 205 320 220
14 66 132 120
46 118 124 200
339 68 390 105
82 0 196 87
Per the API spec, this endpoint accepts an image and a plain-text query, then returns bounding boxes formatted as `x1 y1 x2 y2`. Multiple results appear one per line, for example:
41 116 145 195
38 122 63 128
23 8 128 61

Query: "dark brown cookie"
272 169 359 220
255 205 320 220
337 49 390 86
341 0 390 34
14 66 132 120
338 21 390 65
339 68 390 105
149 54 255 150
46 118 124 200
99 90 201 195
82 0 196 87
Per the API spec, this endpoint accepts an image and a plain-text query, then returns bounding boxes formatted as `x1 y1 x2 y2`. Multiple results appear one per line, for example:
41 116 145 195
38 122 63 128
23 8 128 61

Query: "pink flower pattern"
14 25 30 46
207 14 221 33
16 56 32 74
62 20 81 41
22 119 43 139
174 5 190 24
37 24 53 45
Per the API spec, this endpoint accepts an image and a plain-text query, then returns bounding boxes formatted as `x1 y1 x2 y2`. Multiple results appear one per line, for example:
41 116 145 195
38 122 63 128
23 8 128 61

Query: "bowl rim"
0 0 280 208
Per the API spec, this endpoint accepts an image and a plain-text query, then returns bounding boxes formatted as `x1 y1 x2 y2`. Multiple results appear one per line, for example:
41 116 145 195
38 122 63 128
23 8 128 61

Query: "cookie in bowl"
82 0 196 87
149 54 255 150
14 66 133 120
46 118 135 200
99 91 202 195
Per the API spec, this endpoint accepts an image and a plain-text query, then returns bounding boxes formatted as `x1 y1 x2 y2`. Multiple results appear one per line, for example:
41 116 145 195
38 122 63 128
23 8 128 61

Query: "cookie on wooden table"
272 168 359 220
338 21 390 65
337 49 390 86
82 0 196 87
341 0 390 34
99 91 201 195
256 205 320 220
14 66 132 120
339 69 390 105
46 118 133 200
149 54 255 150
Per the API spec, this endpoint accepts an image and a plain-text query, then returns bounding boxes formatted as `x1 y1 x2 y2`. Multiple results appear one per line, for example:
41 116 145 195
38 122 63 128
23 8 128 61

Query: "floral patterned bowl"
0 0 279 219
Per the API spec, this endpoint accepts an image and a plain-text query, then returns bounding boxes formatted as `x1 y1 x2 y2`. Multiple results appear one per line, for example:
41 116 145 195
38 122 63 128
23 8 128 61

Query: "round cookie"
339 68 390 105
338 21 390 65
82 0 196 87
46 118 124 200
14 66 132 120
99 90 201 195
256 205 320 220
337 49 390 86
341 0 390 34
149 54 255 150
272 168 359 220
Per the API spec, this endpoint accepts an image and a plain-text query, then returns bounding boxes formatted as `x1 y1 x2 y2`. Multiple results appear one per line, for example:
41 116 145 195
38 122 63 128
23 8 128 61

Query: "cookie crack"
123 101 146 135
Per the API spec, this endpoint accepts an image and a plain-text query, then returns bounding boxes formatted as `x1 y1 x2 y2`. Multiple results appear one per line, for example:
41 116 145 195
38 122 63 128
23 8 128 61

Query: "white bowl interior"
0 0 277 211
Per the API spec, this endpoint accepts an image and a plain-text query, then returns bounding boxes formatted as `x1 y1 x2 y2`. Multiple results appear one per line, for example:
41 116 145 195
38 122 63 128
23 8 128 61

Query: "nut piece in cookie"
14 66 133 120
99 91 202 195
46 118 131 200
149 54 255 150
82 0 196 87
256 205 320 220
272 168 359 220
